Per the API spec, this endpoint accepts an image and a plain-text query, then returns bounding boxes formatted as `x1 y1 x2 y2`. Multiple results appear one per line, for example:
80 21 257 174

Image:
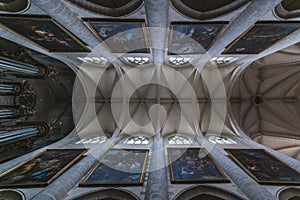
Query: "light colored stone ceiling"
73 61 239 139
230 47 300 159
1 0 300 148
231 48 300 139
1 1 300 199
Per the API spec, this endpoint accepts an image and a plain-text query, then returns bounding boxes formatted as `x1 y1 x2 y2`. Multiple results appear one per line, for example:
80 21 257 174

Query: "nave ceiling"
1 0 300 164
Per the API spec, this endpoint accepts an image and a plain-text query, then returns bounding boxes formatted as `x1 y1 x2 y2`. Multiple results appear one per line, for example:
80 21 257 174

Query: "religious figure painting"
0 15 90 52
0 149 87 187
84 19 150 53
168 148 229 183
225 149 300 185
80 149 149 186
223 21 300 54
168 22 227 55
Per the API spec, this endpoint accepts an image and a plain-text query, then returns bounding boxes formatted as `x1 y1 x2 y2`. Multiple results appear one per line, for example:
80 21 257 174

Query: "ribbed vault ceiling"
75 62 237 139
231 49 300 140
1 0 300 161
230 46 300 159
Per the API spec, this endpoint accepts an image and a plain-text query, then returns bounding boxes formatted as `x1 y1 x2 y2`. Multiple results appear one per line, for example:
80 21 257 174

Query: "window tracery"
124 136 150 145
210 57 238 65
125 56 150 65
169 57 192 66
207 135 236 144
75 136 108 144
168 135 193 145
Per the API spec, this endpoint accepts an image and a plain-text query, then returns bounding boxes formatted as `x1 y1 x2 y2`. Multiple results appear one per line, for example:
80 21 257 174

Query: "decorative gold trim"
168 22 227 55
80 148 149 186
222 22 300 54
224 148 300 185
167 147 229 184
83 18 150 54
0 15 90 52
0 149 88 188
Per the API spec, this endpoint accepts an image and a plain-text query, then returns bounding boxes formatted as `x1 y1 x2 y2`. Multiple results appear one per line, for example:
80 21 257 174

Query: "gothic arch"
74 189 140 200
275 0 300 19
170 0 250 20
0 189 25 200
65 0 143 17
278 187 300 200
174 185 245 200
167 134 194 145
0 0 30 13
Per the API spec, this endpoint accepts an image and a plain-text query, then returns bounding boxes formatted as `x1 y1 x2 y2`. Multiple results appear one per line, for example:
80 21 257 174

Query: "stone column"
144 0 169 64
31 136 122 200
144 0 170 199
145 133 169 200
197 138 276 200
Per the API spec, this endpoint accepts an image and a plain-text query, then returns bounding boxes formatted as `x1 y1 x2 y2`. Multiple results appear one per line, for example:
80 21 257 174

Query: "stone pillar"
31 136 122 200
144 0 170 199
193 0 282 69
145 133 169 200
197 138 276 200
144 0 169 64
